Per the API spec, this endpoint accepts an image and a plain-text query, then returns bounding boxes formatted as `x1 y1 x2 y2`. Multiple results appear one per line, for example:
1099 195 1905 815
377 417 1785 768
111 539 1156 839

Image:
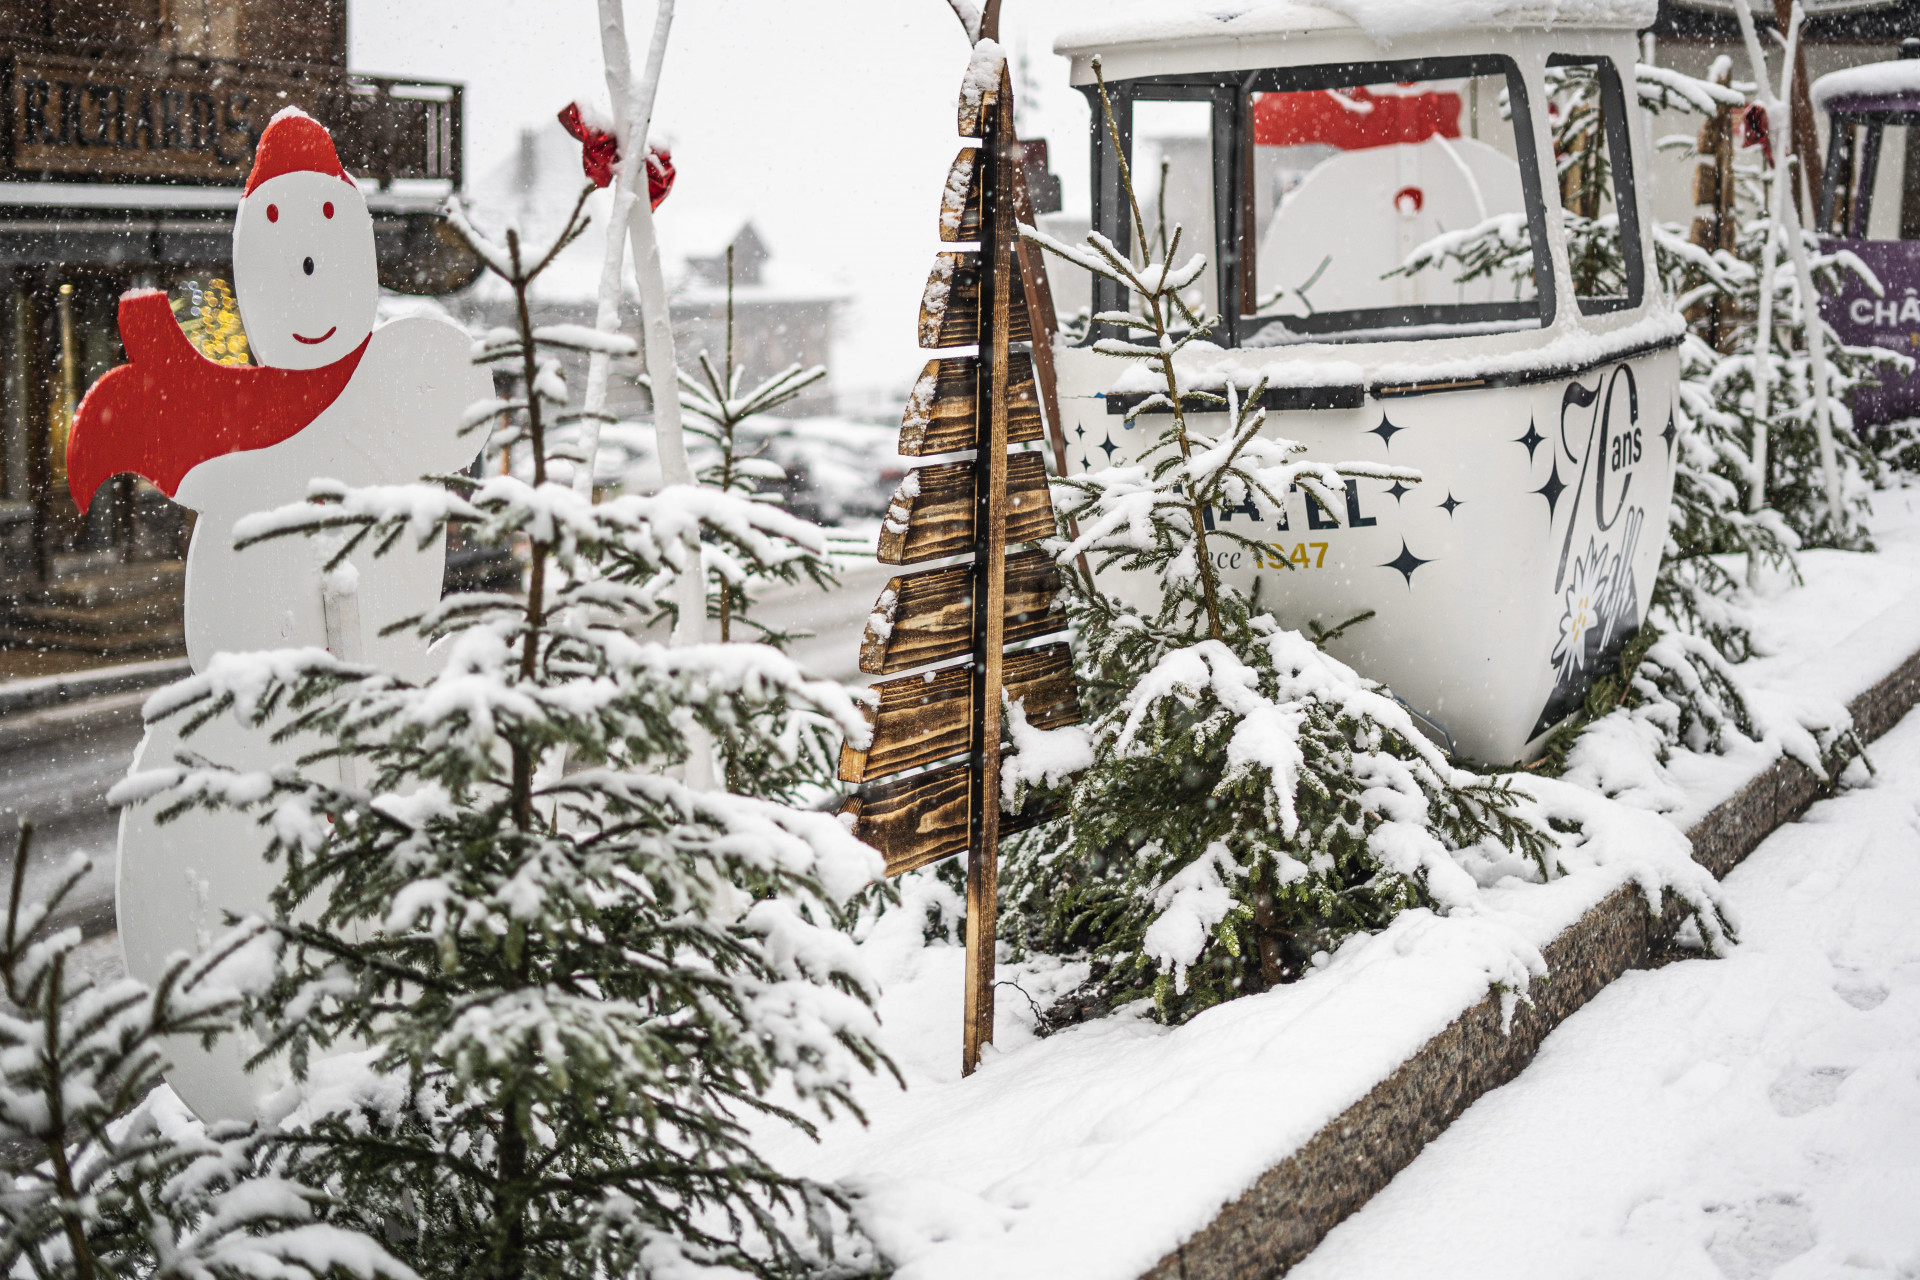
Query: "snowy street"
1292 711 1920 1279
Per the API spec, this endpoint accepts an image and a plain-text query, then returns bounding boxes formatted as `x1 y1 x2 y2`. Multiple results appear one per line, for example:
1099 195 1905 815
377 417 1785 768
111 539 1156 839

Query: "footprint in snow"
1832 969 1890 1011
1704 1193 1815 1279
1766 1065 1852 1117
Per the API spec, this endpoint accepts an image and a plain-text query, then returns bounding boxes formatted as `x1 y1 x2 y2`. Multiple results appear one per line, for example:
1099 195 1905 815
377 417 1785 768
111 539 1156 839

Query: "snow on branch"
1636 62 1745 115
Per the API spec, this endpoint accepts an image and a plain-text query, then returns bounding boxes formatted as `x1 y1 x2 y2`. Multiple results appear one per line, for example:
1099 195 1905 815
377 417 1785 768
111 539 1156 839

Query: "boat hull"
1055 342 1681 764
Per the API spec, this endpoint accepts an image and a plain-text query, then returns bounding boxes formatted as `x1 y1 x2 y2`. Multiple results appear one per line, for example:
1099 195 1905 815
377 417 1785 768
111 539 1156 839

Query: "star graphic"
1661 411 1677 455
1381 539 1432 586
1439 491 1464 517
1098 434 1119 461
1515 419 1546 464
1075 424 1086 441
1369 413 1403 447
1533 458 1567 517
1386 480 1411 504
1079 455 1090 470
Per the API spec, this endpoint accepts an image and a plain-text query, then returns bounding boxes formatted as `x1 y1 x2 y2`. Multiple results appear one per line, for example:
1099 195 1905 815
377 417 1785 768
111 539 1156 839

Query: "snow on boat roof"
1054 0 1657 52
1812 58 1920 113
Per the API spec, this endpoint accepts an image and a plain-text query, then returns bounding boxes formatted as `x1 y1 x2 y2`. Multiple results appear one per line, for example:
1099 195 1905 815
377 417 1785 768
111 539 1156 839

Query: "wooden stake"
963 68 1016 1078
1004 110 1094 586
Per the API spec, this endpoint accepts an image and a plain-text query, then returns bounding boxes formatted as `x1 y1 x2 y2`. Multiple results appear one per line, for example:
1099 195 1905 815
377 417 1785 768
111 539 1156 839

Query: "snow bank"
764 775 1711 1280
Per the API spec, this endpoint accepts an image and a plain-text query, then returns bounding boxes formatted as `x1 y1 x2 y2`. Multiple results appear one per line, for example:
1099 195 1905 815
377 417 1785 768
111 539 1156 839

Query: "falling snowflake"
1551 538 1612 681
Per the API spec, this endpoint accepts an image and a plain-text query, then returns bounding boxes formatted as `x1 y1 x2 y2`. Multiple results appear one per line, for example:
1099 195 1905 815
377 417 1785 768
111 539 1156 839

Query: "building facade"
0 0 473 662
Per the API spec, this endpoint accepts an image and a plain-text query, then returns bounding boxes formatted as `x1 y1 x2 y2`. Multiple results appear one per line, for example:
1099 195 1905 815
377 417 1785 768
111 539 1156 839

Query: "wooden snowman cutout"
67 108 491 1121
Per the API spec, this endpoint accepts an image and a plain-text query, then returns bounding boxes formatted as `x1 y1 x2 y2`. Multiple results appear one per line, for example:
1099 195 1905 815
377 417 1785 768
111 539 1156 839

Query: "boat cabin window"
1085 55 1556 348
1546 56 1645 314
1821 112 1920 239
1132 99 1221 321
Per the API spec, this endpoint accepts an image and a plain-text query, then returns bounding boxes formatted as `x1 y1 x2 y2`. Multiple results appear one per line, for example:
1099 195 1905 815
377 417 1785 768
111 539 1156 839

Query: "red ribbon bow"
557 103 675 208
1741 103 1773 167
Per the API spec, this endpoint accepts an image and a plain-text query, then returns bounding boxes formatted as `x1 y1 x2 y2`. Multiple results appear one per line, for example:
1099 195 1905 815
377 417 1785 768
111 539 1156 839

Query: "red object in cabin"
1252 87 1463 151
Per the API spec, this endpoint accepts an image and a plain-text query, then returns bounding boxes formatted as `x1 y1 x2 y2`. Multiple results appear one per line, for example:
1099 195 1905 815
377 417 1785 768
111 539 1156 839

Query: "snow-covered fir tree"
653 258 836 800
0 824 405 1280
117 185 890 1279
1000 67 1564 1024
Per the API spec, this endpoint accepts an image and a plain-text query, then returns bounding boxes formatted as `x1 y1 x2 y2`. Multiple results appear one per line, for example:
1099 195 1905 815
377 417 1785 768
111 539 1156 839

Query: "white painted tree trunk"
589 0 714 790
1733 0 1843 527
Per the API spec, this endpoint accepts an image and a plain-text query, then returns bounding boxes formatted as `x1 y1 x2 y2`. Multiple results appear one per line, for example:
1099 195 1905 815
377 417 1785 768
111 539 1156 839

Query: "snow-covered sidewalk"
1293 710 1920 1280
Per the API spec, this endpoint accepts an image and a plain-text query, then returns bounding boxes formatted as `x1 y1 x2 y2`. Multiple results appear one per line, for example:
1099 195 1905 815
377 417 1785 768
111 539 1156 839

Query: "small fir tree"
119 186 890 1279
666 245 830 652
0 823 405 1280
1004 65 1562 1024
657 250 836 800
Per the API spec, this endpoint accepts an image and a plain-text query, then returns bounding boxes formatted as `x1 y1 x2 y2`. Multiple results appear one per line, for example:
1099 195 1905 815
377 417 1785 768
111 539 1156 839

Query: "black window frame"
1078 53 1559 349
1545 53 1646 316
1820 108 1920 240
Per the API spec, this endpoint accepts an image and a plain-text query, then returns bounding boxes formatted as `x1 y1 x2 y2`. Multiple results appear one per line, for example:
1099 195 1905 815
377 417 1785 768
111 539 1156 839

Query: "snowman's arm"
116 289 199 367
371 317 499 477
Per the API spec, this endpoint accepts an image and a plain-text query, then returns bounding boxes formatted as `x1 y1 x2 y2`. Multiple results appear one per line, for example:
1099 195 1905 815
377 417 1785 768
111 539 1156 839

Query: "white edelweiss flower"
1551 539 1612 680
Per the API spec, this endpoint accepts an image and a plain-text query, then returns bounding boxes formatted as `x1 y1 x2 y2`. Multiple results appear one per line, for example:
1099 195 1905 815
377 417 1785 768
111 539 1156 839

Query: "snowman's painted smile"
293 326 338 345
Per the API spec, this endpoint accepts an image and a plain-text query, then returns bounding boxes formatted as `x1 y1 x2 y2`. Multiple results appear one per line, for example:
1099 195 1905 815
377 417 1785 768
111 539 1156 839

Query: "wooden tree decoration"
839 55 1079 1075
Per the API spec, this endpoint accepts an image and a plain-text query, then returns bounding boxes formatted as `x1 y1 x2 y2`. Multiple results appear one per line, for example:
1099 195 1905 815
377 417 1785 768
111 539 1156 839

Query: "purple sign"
1819 236 1920 430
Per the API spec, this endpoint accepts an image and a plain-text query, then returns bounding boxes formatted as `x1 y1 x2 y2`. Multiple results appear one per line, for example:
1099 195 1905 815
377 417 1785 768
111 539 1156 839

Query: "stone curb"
1141 644 1920 1280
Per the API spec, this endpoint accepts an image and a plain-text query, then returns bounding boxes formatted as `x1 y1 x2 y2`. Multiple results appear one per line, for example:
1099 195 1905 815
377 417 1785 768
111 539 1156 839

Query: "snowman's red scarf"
67 289 369 512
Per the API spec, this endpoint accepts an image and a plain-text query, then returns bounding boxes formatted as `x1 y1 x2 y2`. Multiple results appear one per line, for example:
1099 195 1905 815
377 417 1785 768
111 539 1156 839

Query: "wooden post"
963 69 1016 1077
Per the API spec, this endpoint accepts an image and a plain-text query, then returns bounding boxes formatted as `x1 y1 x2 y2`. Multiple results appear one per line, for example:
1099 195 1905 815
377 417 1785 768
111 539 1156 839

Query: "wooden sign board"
843 47 1081 1076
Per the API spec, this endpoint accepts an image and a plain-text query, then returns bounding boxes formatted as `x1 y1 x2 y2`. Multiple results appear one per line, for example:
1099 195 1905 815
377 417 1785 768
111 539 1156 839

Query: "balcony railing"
1 41 463 190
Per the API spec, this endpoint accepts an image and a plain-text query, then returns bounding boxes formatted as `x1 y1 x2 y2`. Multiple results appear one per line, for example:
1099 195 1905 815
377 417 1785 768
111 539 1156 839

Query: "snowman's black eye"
303 257 314 276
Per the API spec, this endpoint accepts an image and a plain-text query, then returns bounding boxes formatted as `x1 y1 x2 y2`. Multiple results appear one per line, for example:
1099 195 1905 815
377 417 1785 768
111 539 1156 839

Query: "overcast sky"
349 1 1097 409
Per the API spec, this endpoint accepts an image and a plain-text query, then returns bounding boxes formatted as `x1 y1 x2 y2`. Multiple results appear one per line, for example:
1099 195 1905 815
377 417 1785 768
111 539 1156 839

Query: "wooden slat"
838 663 971 785
898 354 1042 456
859 548 1065 675
842 766 1059 880
838 641 1081 786
876 451 1056 565
846 763 971 877
918 252 1032 349
956 56 1001 138
1004 642 1081 728
939 147 982 242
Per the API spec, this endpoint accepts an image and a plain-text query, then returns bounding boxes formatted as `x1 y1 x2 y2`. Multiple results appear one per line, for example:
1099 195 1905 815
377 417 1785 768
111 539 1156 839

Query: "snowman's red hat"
244 108 355 196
